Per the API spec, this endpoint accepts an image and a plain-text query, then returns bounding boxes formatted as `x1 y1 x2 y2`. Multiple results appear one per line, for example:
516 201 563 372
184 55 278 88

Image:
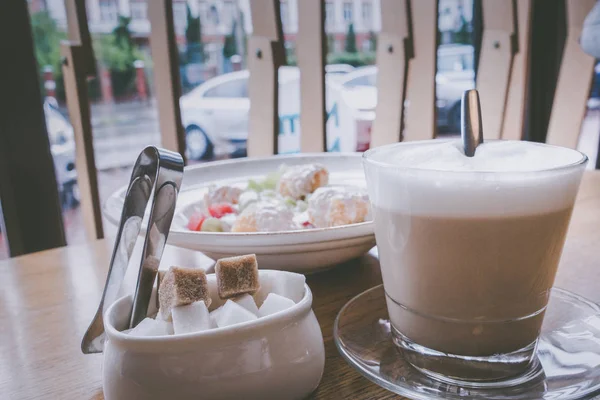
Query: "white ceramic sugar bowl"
102 281 325 400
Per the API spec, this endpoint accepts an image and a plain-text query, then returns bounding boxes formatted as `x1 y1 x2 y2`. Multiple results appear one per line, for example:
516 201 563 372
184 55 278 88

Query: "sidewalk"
90 100 159 136
93 132 161 170
89 100 162 170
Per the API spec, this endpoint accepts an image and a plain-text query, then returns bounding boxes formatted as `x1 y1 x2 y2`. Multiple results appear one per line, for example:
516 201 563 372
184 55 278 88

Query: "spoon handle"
461 89 484 157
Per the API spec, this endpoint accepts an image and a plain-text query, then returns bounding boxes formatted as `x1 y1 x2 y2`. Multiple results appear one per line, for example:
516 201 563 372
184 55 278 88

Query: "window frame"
361 1 372 29
325 1 335 30
343 1 353 24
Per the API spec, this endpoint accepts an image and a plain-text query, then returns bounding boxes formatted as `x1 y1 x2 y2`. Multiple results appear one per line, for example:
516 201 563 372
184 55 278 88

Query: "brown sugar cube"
215 254 260 299
158 267 211 320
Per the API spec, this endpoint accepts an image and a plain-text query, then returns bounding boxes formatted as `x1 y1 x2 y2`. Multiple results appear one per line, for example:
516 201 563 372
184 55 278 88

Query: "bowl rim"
104 282 314 352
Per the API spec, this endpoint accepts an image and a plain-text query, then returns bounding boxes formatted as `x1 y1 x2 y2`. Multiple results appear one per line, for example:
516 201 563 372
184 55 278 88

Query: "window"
343 1 353 24
361 1 372 29
223 0 236 29
204 78 248 98
198 1 209 24
209 4 220 25
99 0 117 22
280 1 289 32
130 1 147 21
325 2 335 30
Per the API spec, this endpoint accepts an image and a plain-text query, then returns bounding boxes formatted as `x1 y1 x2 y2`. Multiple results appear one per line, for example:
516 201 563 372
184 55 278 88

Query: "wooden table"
2 171 600 400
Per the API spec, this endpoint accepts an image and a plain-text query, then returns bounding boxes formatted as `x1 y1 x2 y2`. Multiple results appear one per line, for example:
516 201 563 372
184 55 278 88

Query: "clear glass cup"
362 139 588 386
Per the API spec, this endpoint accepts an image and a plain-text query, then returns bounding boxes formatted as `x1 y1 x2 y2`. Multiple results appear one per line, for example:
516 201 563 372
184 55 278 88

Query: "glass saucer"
334 285 600 400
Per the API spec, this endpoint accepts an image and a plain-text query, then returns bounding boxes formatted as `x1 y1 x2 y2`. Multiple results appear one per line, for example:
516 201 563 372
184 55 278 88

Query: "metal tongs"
81 146 184 354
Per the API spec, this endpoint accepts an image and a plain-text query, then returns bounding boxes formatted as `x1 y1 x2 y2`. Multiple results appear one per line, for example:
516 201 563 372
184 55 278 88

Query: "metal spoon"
81 146 184 354
461 89 484 157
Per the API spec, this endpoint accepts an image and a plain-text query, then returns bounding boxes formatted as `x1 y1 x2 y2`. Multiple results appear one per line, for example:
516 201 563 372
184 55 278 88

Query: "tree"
223 21 238 59
113 15 133 48
98 16 142 71
454 17 471 45
345 23 357 53
30 11 66 100
185 4 204 63
96 16 143 97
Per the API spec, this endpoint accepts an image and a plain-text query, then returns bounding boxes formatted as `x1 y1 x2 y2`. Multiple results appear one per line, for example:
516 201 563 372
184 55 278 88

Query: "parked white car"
44 98 79 208
181 68 288 159
179 65 356 160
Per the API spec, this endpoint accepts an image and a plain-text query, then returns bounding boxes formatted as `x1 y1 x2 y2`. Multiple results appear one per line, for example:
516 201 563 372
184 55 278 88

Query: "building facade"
31 0 470 76
266 0 382 52
34 0 381 55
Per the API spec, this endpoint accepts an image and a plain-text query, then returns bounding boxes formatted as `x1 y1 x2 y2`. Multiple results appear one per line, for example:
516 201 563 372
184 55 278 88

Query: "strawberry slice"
187 212 206 231
208 203 235 218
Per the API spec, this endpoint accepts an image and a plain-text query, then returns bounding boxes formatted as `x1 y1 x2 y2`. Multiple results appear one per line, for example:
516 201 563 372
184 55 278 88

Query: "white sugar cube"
129 318 173 337
216 300 258 328
273 272 306 303
210 305 223 328
255 271 306 306
258 293 295 317
172 301 211 335
209 314 218 329
210 305 223 319
233 293 259 316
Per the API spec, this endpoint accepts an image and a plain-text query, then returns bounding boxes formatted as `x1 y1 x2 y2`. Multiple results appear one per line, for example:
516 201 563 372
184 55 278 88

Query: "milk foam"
376 140 583 172
363 140 587 217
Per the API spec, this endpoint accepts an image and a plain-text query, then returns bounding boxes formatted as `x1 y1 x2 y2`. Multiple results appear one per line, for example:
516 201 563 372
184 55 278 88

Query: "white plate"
104 153 376 273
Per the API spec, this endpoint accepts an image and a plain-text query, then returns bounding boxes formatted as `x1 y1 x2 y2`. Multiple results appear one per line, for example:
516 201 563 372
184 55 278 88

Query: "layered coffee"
364 140 587 380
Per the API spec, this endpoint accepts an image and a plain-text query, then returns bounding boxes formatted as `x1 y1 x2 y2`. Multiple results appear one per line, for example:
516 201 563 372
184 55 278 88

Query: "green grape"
201 217 223 232
262 178 277 190
247 179 263 192
262 170 282 190
262 189 277 198
284 197 296 207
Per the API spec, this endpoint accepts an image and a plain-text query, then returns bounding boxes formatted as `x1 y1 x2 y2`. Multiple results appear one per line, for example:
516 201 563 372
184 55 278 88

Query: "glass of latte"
363 139 587 385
